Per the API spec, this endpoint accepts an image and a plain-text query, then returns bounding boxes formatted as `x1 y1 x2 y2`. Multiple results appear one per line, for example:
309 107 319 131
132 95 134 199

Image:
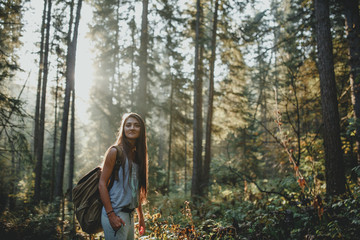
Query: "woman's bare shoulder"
104 147 117 164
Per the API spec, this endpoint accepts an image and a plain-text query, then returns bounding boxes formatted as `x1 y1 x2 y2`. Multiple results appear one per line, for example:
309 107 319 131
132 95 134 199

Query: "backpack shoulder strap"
108 145 124 189
112 145 123 164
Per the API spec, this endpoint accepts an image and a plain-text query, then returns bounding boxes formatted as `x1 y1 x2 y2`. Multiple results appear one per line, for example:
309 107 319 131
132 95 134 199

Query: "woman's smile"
124 117 141 141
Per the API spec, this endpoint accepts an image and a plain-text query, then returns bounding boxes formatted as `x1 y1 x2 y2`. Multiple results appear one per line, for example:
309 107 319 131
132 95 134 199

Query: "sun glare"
20 1 95 124
75 1 94 123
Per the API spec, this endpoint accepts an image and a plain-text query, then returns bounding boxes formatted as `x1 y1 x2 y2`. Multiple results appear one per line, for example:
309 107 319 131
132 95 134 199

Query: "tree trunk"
136 0 149 119
34 0 52 203
191 0 203 199
55 0 82 198
343 0 360 167
203 0 219 196
33 0 47 161
51 69 60 202
68 89 75 201
185 119 188 196
114 0 121 108
9 140 16 210
55 0 74 199
167 74 174 193
314 0 346 195
130 16 136 110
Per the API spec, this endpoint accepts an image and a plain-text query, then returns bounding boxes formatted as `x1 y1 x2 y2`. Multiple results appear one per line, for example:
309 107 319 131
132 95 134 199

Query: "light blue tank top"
102 158 139 215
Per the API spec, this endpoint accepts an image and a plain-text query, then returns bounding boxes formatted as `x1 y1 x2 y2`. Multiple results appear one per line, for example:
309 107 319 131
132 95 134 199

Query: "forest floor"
1 187 360 239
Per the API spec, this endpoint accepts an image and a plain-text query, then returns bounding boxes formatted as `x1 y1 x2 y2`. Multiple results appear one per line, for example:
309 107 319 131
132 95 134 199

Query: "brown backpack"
72 145 123 234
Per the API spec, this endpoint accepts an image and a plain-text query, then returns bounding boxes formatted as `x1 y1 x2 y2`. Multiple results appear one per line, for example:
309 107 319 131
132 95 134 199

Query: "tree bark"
343 0 360 167
130 16 136 110
55 0 74 199
114 0 121 108
167 74 174 193
136 0 149 119
33 0 47 161
314 0 346 195
68 89 75 201
34 0 52 203
191 0 203 198
55 0 82 198
9 140 16 210
185 119 188 196
203 0 219 196
51 69 60 201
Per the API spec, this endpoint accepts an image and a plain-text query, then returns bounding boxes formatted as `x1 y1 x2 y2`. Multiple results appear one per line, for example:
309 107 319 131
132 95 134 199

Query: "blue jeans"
101 210 134 240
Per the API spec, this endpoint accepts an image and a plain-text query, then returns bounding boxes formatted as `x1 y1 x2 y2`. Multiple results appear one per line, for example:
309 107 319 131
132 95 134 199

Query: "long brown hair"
115 112 148 203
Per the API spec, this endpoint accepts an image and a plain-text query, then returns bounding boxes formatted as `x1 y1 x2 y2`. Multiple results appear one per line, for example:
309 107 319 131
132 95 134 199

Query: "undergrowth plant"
135 199 237 239
0 202 60 240
1 188 359 240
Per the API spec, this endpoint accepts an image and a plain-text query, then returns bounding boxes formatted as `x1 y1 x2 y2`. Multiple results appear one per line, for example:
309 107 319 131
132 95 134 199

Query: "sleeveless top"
102 158 139 215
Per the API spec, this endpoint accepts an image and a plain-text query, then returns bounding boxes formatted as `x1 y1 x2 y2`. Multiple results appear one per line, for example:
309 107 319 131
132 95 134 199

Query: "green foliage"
137 187 360 239
140 196 237 239
0 0 26 143
0 187 359 239
0 203 60 240
222 188 360 239
0 130 32 211
0 0 24 131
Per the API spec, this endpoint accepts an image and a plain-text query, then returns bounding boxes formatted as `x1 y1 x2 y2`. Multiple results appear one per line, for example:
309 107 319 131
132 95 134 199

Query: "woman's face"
124 116 141 141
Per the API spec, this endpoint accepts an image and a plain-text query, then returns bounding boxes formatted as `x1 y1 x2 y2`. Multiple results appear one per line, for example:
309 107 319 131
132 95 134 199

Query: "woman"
99 112 148 239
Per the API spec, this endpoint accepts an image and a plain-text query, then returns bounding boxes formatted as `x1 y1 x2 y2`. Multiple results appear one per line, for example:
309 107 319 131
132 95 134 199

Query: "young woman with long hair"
98 112 148 239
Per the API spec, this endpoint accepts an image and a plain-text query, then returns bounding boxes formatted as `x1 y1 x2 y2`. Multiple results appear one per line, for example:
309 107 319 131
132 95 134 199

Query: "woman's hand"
139 215 145 235
108 212 126 231
137 201 145 235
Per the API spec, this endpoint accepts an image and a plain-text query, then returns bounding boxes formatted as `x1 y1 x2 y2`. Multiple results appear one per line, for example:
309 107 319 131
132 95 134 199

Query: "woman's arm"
136 202 145 234
99 147 125 230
